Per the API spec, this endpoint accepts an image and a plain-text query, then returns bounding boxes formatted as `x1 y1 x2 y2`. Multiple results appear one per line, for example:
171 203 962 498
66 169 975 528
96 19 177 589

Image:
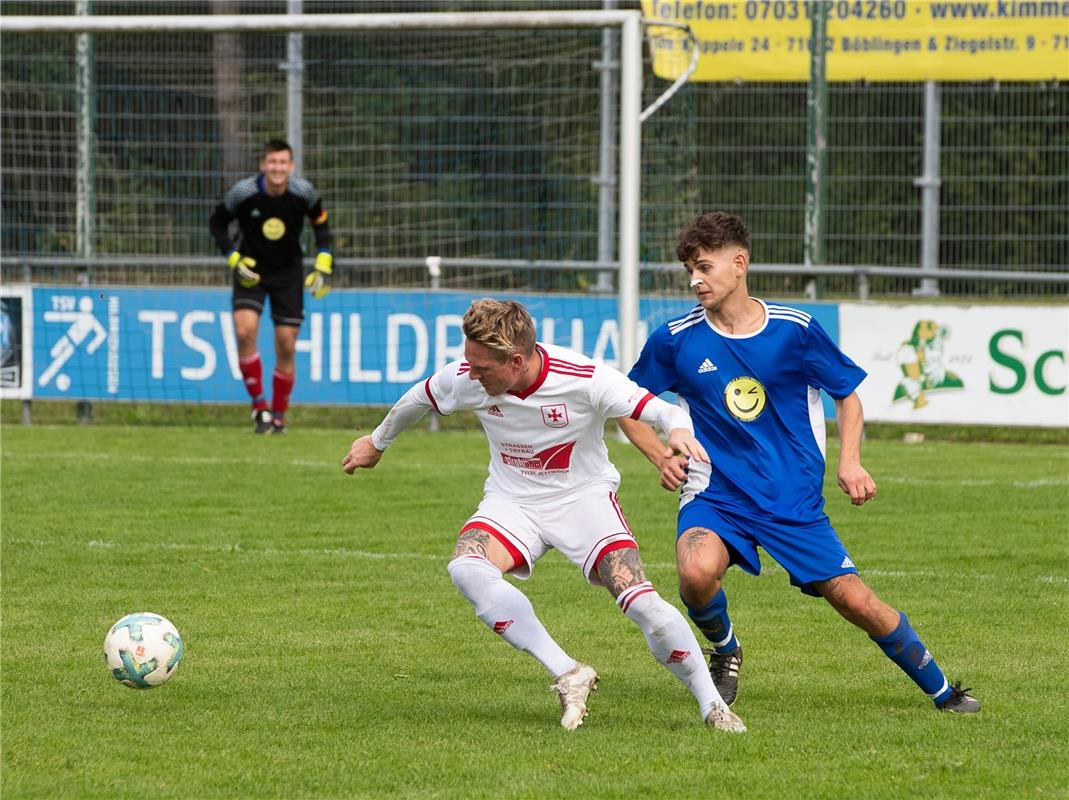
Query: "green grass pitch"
2 423 1067 799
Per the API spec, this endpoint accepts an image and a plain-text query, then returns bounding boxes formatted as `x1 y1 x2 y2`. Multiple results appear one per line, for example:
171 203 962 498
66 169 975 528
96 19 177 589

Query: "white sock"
447 555 576 677
618 582 726 718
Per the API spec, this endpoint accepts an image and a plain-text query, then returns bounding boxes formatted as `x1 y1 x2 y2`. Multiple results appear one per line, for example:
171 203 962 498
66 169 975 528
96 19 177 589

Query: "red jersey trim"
546 357 594 379
423 377 443 415
630 392 654 420
620 586 656 614
547 367 594 379
609 492 633 533
591 539 638 575
508 344 550 400
547 354 594 369
461 521 525 573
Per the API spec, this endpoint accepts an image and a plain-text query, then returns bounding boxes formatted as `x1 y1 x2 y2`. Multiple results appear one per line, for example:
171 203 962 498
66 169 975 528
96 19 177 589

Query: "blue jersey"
628 299 866 525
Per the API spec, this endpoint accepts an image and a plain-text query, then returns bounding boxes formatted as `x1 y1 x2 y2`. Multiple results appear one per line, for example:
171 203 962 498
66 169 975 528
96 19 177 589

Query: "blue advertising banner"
29 286 839 408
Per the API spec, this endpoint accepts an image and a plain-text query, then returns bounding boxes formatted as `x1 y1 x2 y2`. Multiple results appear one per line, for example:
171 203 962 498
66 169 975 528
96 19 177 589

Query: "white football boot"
552 663 599 731
704 703 747 733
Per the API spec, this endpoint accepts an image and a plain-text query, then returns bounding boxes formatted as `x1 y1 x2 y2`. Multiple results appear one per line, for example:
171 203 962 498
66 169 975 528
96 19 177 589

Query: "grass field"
2 423 1067 799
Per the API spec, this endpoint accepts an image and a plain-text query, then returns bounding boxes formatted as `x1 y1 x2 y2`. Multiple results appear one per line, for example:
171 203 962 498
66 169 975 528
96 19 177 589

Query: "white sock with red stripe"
618 582 726 718
447 555 576 677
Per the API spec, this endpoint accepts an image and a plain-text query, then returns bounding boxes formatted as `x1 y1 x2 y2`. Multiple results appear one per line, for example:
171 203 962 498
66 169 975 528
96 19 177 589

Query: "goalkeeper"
209 139 333 434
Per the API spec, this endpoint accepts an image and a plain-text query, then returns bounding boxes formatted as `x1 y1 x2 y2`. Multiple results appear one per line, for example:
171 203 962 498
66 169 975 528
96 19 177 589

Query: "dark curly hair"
676 211 751 263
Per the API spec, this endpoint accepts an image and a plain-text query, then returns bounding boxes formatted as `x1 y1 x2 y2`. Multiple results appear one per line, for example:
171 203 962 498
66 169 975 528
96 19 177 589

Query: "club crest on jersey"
540 403 569 428
724 376 767 422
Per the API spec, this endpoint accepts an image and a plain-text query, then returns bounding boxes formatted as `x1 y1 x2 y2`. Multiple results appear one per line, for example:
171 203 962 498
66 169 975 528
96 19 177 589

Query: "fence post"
284 0 304 175
803 2 828 301
593 0 618 294
914 80 942 297
426 256 442 433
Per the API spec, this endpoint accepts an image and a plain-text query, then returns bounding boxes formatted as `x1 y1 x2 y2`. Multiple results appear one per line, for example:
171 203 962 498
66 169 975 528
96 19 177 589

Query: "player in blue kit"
619 211 980 714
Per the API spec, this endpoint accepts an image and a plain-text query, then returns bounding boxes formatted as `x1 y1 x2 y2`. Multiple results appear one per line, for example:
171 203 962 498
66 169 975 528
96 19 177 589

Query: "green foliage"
2 425 1067 798
3 20 1066 285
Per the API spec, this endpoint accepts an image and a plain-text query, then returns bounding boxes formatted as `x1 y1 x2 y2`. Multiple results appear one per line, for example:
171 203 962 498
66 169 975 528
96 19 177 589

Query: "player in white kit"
342 299 745 732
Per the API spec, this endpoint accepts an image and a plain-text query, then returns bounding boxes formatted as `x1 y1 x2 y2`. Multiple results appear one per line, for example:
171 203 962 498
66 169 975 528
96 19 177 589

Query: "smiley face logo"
262 217 286 240
724 376 767 422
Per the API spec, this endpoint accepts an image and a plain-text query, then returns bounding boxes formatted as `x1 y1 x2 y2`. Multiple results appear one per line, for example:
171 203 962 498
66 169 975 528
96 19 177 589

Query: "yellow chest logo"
724 376 767 422
262 217 286 240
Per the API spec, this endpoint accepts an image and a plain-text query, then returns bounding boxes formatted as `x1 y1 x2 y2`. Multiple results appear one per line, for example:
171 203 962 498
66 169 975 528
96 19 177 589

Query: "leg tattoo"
451 528 491 560
597 547 648 598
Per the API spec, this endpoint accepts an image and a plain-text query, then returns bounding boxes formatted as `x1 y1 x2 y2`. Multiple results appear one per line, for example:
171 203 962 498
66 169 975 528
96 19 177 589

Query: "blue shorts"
677 497 858 597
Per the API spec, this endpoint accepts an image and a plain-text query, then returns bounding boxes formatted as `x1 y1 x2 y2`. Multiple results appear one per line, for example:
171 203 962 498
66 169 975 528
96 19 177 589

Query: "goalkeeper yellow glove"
227 250 260 288
304 251 332 299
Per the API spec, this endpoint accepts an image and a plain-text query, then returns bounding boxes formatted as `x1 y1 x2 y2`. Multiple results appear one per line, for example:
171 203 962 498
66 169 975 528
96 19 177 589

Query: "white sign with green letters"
839 303 1067 427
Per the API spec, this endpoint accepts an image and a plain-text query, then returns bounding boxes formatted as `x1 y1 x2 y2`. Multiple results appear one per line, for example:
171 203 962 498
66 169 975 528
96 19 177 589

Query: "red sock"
272 369 295 417
239 353 266 409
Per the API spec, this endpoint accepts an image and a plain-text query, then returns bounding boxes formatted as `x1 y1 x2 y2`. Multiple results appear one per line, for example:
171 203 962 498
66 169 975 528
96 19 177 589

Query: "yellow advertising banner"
641 0 1069 81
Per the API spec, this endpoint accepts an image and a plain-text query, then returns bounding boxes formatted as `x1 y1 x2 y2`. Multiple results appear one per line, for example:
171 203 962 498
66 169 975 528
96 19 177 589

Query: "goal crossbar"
1 11 636 34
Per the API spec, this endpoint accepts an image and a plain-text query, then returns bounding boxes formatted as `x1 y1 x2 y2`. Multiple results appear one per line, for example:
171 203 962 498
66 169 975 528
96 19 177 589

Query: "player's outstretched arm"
342 379 439 475
342 435 384 473
617 416 689 491
834 392 877 506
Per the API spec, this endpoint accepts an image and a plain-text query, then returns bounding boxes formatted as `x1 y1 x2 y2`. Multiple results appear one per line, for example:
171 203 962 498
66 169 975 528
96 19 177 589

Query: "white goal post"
5 10 648 370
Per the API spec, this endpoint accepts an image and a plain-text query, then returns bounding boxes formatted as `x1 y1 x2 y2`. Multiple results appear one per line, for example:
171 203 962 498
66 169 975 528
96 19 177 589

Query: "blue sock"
870 611 951 704
685 588 738 653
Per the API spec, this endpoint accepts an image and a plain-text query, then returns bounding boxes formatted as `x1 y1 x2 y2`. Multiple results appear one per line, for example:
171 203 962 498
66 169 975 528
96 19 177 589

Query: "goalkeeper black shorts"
232 267 304 327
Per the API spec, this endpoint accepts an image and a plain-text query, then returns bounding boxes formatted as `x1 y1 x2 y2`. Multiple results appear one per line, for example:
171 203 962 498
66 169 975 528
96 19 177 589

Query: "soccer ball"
103 612 183 688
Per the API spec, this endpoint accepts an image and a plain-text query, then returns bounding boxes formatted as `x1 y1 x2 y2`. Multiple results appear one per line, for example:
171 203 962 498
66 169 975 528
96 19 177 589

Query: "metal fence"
2 0 1067 300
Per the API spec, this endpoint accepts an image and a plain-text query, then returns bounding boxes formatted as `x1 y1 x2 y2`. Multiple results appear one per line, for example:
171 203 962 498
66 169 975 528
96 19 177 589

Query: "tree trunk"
212 0 248 179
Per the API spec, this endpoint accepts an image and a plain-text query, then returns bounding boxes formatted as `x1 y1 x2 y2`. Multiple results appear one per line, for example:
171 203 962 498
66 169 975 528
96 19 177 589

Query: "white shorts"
460 482 638 585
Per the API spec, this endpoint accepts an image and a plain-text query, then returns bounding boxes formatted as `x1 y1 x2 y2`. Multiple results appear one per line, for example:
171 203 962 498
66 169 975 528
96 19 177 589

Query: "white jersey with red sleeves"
424 343 671 501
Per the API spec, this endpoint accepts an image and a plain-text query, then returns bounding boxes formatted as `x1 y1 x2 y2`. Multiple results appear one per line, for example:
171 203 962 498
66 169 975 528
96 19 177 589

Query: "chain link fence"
2 0 1066 300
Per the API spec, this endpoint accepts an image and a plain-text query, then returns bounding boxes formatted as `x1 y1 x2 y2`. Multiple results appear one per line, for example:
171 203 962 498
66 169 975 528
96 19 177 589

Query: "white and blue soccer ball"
103 612 183 688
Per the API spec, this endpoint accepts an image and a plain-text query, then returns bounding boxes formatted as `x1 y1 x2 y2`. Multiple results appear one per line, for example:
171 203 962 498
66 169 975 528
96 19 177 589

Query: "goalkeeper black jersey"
210 174 332 273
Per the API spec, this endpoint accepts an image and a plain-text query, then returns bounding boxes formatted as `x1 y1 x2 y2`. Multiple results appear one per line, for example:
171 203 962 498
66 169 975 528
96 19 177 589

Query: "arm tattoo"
597 547 649 598
451 528 491 560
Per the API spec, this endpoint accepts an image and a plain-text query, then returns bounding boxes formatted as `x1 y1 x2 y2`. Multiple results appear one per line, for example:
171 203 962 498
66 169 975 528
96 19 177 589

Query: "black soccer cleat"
269 417 287 435
702 644 743 707
252 408 273 434
935 681 981 714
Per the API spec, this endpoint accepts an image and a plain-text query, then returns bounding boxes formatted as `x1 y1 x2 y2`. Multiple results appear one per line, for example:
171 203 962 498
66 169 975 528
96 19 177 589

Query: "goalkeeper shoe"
705 703 747 733
703 644 743 707
252 408 274 434
552 663 598 731
935 681 981 714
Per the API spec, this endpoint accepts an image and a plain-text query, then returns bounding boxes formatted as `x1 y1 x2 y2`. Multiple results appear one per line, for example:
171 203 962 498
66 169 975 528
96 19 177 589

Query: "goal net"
2 5 695 412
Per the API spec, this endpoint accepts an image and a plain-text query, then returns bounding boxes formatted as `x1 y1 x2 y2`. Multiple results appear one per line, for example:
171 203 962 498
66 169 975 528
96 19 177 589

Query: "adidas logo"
250 208 261 217
666 649 691 664
840 556 855 569
698 358 717 374
492 619 513 635
488 405 503 417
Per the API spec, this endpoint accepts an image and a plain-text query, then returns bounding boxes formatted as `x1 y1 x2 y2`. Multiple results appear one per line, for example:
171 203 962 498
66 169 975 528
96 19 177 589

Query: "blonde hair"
462 299 536 361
